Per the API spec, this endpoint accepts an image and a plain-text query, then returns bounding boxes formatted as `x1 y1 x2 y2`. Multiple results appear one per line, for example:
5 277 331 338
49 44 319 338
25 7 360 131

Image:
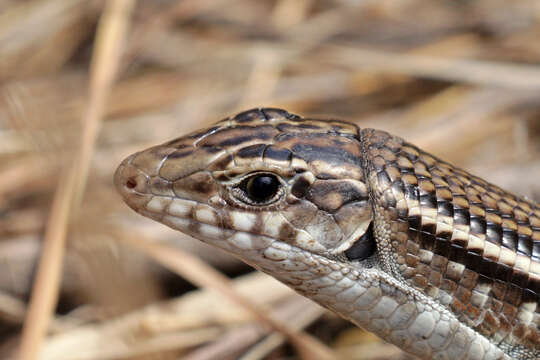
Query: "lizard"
114 108 540 359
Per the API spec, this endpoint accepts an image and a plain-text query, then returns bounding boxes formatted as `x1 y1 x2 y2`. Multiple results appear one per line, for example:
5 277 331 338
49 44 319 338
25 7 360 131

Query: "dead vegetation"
0 0 539 359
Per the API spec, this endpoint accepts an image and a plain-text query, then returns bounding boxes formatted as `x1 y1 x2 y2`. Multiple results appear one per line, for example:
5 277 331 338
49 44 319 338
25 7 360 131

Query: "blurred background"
1 0 539 359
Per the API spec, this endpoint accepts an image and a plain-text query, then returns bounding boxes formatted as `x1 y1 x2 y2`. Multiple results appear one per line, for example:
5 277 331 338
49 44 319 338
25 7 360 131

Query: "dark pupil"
246 175 279 203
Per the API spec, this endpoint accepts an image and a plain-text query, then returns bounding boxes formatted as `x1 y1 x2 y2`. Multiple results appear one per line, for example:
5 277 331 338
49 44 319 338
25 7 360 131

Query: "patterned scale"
362 129 540 350
115 108 539 358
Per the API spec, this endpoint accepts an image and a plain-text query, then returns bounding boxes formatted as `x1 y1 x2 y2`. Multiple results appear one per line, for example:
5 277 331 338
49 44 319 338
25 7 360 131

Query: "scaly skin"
114 108 540 359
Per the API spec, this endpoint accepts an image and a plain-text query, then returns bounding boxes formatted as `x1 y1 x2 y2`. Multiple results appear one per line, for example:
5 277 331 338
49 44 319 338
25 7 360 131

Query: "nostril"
126 177 137 190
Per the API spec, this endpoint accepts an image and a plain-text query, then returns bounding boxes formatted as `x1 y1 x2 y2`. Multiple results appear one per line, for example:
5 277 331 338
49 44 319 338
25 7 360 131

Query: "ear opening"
343 222 376 261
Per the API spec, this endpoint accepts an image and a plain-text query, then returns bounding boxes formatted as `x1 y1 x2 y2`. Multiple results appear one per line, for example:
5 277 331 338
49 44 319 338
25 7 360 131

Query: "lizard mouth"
129 195 380 291
121 190 379 280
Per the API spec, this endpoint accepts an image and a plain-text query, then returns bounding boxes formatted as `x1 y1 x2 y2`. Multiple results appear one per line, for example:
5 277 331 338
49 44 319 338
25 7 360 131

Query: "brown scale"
226 109 540 351
140 107 539 352
362 128 540 350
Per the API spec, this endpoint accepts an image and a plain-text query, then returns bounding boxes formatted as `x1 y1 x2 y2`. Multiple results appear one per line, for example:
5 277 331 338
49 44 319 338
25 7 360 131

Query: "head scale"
114 108 376 274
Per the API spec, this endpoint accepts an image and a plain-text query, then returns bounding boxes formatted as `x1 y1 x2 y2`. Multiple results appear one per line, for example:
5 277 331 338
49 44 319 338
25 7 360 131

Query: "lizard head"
114 108 376 270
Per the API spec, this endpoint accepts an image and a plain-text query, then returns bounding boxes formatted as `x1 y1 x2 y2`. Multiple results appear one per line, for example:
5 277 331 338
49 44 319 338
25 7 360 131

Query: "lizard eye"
232 173 283 206
245 174 280 202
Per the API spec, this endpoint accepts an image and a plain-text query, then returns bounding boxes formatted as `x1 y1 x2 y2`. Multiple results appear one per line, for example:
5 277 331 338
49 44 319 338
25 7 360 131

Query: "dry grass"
0 1 539 359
